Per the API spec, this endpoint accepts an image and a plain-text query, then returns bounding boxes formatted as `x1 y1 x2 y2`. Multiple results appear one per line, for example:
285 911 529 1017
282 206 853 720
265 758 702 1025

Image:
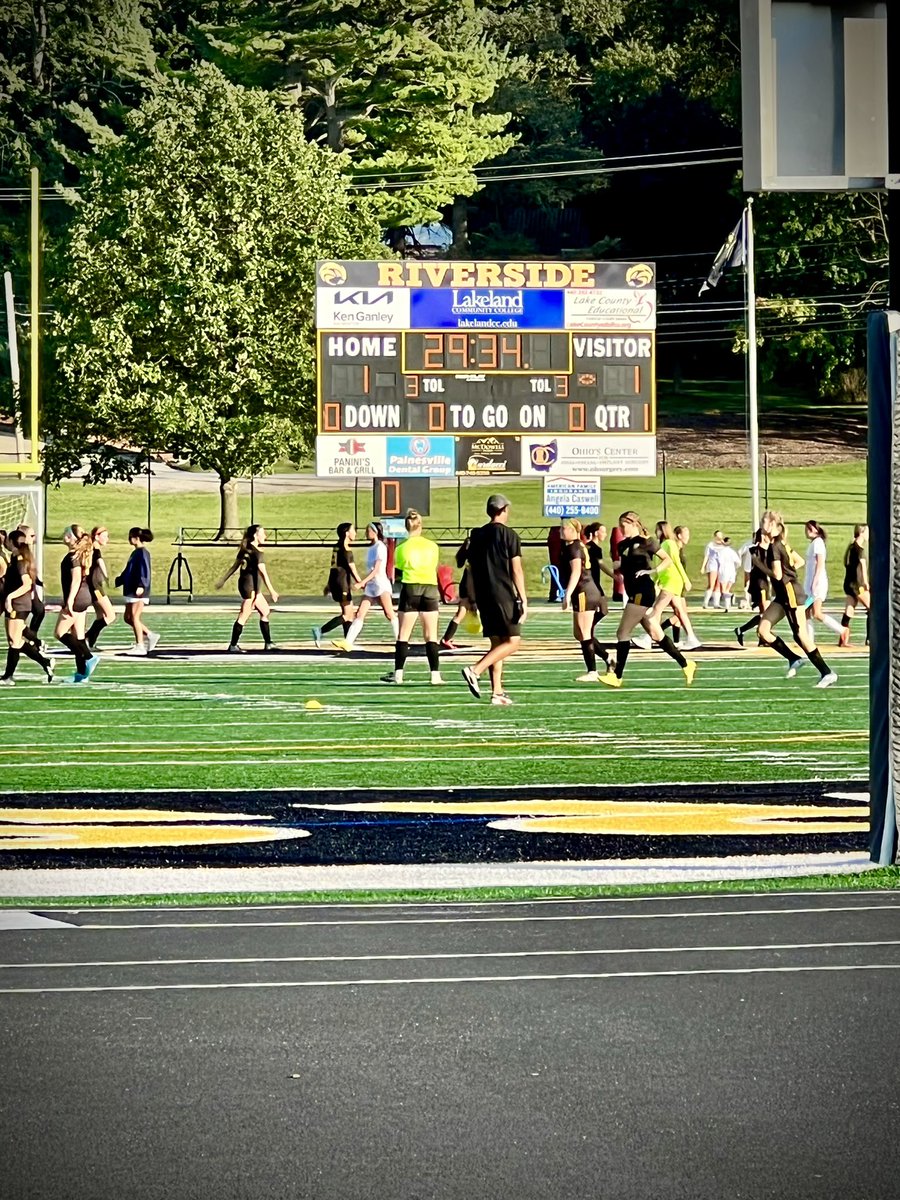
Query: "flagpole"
745 199 760 532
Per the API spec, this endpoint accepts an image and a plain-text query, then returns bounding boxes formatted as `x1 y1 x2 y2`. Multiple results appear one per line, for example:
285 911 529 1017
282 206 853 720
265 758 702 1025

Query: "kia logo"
334 289 394 306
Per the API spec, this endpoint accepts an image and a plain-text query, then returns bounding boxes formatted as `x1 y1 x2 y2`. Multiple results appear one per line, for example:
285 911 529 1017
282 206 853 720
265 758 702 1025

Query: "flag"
699 211 747 294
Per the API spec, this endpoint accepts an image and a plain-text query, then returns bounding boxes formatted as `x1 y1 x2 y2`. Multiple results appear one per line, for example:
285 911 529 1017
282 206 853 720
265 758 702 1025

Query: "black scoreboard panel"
317 331 654 436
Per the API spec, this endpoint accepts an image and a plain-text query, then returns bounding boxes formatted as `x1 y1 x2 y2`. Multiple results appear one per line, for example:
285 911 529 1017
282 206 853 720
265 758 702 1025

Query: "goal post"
0 481 44 580
867 311 899 865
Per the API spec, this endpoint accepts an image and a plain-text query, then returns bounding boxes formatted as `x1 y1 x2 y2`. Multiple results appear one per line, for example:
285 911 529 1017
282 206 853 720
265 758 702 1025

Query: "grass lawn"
0 606 868 795
41 460 868 598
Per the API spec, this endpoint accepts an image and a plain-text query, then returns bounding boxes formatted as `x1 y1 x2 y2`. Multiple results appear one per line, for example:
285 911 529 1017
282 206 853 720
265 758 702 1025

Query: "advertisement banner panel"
565 288 657 330
316 287 410 328
315 435 387 478
410 288 564 329
542 476 602 518
386 436 456 477
521 436 657 478
455 435 522 476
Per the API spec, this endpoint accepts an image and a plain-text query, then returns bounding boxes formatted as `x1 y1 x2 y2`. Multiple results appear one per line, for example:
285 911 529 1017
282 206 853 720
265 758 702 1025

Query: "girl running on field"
702 531 724 608
0 530 54 685
216 524 280 652
381 509 443 686
312 522 361 648
734 528 792 660
440 534 476 650
85 526 117 650
803 520 844 641
715 538 742 611
56 525 99 682
558 518 606 681
755 511 836 687
839 524 870 646
116 527 158 656
333 521 399 652
649 522 700 649
16 524 47 653
599 511 696 689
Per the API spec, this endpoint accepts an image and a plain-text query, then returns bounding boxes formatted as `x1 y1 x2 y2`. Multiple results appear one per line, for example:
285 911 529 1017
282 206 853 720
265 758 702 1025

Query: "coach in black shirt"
460 494 527 706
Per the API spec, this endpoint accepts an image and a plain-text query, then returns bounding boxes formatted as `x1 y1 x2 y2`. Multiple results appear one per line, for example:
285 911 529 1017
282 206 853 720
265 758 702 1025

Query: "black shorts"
775 581 806 611
626 578 656 608
399 583 440 613
478 601 521 641
239 577 258 601
72 585 92 614
6 598 32 618
749 585 768 609
843 579 864 601
571 586 601 614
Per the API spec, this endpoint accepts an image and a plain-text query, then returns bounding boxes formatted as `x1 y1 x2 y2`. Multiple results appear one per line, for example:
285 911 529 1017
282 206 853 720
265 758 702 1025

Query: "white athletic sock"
819 613 843 636
724 594 733 610
390 616 399 640
346 617 364 646
703 589 712 607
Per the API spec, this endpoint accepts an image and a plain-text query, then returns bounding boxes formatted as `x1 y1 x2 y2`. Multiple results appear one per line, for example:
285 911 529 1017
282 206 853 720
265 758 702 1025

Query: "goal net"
0 481 43 578
868 311 899 865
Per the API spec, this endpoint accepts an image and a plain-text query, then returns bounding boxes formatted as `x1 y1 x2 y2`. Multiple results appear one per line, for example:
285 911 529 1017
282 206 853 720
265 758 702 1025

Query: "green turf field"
43 459 868 598
1 604 867 794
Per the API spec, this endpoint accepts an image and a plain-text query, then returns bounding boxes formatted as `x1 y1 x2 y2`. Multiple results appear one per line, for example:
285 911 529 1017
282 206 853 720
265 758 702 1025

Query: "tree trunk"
450 196 469 257
216 475 240 540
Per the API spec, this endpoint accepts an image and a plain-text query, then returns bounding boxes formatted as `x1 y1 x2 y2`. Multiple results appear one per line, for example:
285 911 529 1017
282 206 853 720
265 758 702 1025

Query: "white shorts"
806 579 828 602
717 571 737 587
124 595 151 605
364 578 391 600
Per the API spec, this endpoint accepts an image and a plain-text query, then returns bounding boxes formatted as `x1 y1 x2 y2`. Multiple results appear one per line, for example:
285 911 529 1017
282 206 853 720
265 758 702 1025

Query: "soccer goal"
0 481 44 577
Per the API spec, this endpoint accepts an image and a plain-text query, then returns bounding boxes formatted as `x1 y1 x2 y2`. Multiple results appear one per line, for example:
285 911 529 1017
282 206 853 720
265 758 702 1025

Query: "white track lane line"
3 939 899 972
46 889 897 913
74 902 900 930
2 963 899 994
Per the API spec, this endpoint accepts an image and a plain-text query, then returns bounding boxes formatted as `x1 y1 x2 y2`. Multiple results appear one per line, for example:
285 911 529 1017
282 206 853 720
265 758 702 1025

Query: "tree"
49 64 387 535
172 0 516 230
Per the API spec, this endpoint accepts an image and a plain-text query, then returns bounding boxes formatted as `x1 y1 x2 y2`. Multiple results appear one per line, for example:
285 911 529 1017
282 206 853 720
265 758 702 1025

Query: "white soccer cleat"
145 631 161 653
122 644 148 657
576 671 600 683
815 672 838 689
681 636 703 650
785 659 806 679
630 632 652 650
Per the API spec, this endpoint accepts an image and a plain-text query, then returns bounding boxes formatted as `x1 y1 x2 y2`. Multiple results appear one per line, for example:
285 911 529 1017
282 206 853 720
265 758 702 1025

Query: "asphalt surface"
2 891 899 1200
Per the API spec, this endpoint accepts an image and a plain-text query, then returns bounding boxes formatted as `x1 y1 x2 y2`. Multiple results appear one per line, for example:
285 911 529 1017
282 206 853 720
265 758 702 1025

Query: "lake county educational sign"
543 476 602 519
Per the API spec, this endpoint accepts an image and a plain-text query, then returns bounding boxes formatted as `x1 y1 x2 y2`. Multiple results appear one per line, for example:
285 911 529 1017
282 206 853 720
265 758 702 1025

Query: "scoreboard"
315 259 656 477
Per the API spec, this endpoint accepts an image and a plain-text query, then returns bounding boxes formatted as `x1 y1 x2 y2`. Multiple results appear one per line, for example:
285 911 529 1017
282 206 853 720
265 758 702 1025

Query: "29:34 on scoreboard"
318 329 653 436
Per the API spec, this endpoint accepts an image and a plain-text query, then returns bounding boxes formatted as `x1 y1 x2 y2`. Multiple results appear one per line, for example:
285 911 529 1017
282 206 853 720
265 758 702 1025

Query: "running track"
2 890 899 1199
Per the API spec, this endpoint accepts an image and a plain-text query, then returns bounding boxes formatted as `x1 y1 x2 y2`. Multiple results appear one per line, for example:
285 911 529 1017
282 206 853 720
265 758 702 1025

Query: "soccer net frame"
0 481 44 580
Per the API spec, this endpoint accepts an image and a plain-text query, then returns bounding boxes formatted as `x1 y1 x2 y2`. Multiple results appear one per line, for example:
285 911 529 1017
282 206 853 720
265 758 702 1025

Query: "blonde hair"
560 518 582 537
404 508 423 534
64 524 93 572
618 510 647 537
762 509 785 537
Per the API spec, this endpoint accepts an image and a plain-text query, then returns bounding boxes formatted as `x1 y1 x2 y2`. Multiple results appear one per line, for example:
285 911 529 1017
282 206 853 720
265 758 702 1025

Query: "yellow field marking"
0 807 307 851
293 798 869 835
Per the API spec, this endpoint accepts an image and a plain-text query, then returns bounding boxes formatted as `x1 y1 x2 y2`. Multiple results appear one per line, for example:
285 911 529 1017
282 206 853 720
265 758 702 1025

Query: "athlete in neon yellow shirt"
648 522 701 649
383 510 444 685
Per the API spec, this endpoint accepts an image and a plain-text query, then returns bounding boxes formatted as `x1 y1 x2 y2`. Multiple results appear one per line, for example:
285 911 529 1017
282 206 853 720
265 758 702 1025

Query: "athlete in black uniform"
599 511 696 688
0 531 54 684
732 528 797 662
85 526 117 650
558 519 607 681
440 535 476 650
216 524 280 651
756 511 836 687
312 522 361 647
840 524 869 646
15 524 47 652
54 525 98 683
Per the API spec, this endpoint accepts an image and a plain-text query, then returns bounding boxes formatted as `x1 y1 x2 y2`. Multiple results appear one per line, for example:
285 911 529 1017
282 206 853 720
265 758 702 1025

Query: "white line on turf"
2 962 898 994
3 940 900 972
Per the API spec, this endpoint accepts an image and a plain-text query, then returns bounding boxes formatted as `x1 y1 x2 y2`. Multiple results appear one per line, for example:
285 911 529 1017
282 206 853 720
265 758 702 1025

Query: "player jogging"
803 520 843 641
85 526 117 650
216 524 280 652
14 524 48 655
0 530 54 685
648 522 701 649
116 527 159 656
460 493 528 706
755 510 837 687
599 511 696 689
440 535 476 650
716 537 742 611
312 522 361 648
839 524 870 646
559 518 606 681
702 531 724 608
334 522 399 652
56 525 100 683
733 528 793 659
381 509 443 685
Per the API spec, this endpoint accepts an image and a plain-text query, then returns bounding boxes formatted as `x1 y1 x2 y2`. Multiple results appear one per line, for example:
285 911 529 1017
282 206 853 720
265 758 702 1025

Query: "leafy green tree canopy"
49 63 387 533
